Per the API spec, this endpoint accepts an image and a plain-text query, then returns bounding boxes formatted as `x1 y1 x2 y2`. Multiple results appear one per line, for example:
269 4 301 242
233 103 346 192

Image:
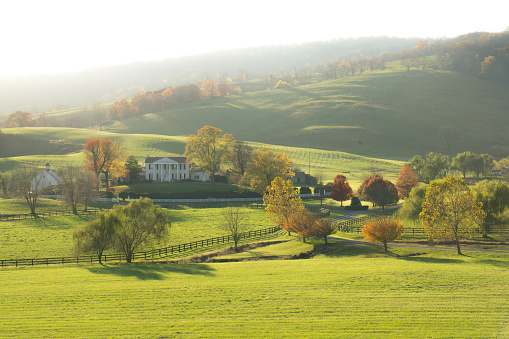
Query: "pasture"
0 244 507 338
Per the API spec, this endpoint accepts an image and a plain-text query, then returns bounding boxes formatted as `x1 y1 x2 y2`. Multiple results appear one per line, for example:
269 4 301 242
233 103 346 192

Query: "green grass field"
0 127 403 186
0 244 507 338
100 67 509 160
0 206 273 259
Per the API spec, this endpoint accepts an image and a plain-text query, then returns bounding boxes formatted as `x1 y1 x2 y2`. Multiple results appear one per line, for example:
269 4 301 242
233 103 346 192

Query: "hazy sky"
1 0 508 76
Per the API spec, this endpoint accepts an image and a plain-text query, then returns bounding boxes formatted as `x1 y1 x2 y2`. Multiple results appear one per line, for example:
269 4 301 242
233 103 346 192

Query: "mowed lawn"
0 249 507 338
0 206 273 259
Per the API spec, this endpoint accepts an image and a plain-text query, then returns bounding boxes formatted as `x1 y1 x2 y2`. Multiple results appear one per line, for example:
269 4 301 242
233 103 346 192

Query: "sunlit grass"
0 249 507 338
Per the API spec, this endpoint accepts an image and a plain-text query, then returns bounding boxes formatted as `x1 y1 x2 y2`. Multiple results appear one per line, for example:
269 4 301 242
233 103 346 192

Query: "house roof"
144 156 188 164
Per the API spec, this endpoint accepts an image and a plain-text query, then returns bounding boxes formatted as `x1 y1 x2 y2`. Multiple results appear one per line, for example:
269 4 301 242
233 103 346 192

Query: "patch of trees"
434 32 509 84
118 190 261 201
74 197 170 263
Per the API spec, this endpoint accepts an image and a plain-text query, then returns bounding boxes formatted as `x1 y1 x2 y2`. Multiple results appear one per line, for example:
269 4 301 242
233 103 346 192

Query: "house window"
148 164 153 170
172 173 176 180
157 173 161 180
163 164 168 170
180 173 185 179
194 175 200 180
156 164 160 170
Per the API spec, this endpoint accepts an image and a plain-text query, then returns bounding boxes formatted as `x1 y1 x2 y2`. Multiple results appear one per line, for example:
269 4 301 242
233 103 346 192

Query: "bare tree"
231 140 253 176
59 166 97 214
8 165 43 214
222 206 247 252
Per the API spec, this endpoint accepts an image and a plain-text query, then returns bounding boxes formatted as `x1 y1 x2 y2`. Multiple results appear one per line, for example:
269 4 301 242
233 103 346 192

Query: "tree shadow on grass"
85 263 216 280
397 256 466 264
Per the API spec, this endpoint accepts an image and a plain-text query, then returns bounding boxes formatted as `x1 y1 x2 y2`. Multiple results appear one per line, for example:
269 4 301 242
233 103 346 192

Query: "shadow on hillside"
85 263 216 280
397 257 465 264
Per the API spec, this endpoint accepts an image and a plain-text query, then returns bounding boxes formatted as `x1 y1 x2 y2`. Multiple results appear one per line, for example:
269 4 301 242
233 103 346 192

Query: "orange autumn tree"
83 138 122 190
311 219 337 245
283 209 316 242
330 174 354 206
362 217 404 251
395 164 418 199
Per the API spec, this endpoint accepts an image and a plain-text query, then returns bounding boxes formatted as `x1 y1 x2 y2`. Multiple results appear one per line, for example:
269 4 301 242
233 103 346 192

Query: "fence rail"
0 226 282 268
0 209 100 221
335 212 483 235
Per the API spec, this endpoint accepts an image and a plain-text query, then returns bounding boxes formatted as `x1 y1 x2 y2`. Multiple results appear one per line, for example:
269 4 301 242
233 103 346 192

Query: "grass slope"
0 248 507 338
103 68 509 160
0 127 402 184
0 206 272 259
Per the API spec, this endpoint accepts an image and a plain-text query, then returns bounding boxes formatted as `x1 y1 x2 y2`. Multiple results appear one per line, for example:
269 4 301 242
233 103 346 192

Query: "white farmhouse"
32 163 63 190
143 156 210 182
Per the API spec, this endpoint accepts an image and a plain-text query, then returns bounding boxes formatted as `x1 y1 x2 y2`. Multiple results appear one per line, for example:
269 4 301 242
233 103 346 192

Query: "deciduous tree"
4 111 35 128
364 178 399 211
473 180 509 237
283 209 316 242
8 164 43 214
311 219 337 245
362 217 404 251
247 148 293 194
185 126 235 183
112 197 170 263
221 206 247 252
73 211 116 264
330 174 354 206
452 151 475 178
395 164 418 199
231 140 253 176
356 174 382 205
83 138 122 190
419 177 485 254
397 184 428 225
264 177 304 235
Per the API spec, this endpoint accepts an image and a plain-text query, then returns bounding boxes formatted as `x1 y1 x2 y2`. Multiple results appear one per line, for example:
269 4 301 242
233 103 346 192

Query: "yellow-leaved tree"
247 148 293 194
185 126 235 183
362 217 404 251
264 177 304 235
419 177 485 255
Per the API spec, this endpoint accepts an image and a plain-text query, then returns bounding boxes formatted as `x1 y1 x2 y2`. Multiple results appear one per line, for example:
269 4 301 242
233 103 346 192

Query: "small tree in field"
330 174 354 206
221 206 246 252
311 219 337 245
364 177 399 211
419 177 485 255
264 177 304 235
113 197 170 263
8 164 43 214
73 211 116 264
284 209 316 242
395 164 418 199
362 217 404 251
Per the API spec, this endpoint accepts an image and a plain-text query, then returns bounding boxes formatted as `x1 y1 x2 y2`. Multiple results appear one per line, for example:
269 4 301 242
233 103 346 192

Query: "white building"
32 163 63 190
143 156 210 182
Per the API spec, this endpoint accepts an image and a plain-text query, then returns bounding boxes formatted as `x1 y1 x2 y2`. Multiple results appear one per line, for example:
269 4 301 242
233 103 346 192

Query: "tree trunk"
456 241 462 255
384 242 388 252
324 236 328 245
104 171 110 190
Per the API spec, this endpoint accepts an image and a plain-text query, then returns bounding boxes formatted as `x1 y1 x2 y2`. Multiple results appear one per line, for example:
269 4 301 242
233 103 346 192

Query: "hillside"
0 37 418 115
0 127 402 186
103 68 509 160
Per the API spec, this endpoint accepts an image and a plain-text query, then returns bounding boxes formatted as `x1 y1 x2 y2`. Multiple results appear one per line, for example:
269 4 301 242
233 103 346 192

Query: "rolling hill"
102 67 509 161
0 127 402 186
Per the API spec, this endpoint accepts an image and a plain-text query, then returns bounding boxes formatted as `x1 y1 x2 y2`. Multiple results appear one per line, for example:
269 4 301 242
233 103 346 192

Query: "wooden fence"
0 209 100 221
0 226 282 268
336 212 483 235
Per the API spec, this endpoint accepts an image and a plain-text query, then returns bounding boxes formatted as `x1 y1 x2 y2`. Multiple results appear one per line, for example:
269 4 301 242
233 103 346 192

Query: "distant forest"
0 37 419 115
1 31 508 124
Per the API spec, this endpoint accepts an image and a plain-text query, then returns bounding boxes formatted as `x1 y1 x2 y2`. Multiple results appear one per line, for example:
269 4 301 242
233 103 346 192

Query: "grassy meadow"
102 67 509 160
0 127 402 185
0 205 273 259
0 243 508 338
